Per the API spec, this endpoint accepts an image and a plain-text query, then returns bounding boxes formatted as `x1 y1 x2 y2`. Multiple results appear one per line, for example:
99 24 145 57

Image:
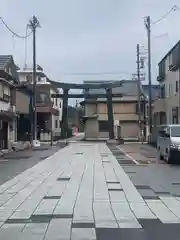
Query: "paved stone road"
1 142 180 239
0 144 65 185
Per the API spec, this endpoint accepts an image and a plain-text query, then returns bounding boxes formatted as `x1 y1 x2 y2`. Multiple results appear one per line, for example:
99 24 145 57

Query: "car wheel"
167 152 173 164
159 153 164 160
158 147 163 160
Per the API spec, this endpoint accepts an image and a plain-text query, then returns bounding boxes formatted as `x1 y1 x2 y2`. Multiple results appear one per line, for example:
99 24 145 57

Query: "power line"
59 72 132 76
152 5 179 24
0 17 32 39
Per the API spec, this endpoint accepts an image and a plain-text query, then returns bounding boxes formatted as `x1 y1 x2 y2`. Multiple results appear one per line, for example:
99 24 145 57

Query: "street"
0 141 180 239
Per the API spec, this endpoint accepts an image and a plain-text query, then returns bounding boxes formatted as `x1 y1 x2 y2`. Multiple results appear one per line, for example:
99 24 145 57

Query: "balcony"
169 63 179 72
36 101 59 115
157 75 165 82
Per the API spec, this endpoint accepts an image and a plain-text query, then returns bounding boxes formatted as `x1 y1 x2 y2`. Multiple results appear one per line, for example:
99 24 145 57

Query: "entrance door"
0 120 8 149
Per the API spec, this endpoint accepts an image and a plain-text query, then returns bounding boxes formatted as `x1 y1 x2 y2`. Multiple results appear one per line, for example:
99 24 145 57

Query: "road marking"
117 146 139 165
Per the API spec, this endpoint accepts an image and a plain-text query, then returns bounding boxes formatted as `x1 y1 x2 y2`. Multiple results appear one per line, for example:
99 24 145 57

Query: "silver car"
157 124 180 164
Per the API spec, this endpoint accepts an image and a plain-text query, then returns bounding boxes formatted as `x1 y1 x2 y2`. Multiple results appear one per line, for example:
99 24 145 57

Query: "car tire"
167 151 173 164
158 147 163 160
159 153 164 160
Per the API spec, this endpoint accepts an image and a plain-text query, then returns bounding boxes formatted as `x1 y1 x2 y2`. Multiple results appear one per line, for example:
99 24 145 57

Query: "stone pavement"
1 142 180 239
0 144 65 186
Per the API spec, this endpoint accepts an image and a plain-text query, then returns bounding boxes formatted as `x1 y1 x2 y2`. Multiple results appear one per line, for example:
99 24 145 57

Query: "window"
55 98 58 106
59 120 61 128
172 107 178 124
176 81 179 93
171 126 180 137
169 84 172 96
0 84 3 98
159 111 166 125
59 101 61 108
26 74 32 83
55 120 58 128
99 120 109 132
3 85 10 102
160 85 165 98
158 129 165 137
159 60 165 77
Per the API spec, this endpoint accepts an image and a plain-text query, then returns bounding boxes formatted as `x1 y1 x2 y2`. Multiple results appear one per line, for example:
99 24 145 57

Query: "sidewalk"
0 142 180 239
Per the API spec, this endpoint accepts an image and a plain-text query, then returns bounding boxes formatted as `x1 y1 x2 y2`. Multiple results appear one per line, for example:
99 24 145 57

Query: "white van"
157 124 180 164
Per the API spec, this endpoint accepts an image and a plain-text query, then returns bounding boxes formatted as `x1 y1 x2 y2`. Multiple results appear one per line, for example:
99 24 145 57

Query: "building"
81 80 144 140
151 40 180 144
0 56 19 149
15 84 33 142
18 66 63 141
153 40 180 126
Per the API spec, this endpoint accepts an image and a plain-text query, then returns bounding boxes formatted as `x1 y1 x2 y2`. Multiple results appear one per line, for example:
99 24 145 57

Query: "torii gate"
50 80 122 139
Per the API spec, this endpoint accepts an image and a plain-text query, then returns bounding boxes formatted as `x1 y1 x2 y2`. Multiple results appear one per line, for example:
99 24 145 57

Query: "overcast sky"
1 0 180 85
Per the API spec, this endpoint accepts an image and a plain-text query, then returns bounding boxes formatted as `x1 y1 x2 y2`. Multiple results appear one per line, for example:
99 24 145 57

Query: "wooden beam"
51 93 123 98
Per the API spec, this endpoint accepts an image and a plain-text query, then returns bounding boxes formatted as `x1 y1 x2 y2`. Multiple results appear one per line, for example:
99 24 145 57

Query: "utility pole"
137 44 141 141
29 16 40 142
145 16 152 134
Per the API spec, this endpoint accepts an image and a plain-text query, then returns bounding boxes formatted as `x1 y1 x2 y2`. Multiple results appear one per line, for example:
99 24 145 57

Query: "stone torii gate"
50 81 122 139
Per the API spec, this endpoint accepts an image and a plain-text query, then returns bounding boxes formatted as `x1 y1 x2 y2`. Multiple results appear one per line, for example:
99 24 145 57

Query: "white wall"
18 71 48 83
50 88 62 136
50 88 63 121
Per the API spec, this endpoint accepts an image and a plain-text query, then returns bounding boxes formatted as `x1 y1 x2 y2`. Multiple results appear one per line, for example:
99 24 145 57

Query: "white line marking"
117 146 139 165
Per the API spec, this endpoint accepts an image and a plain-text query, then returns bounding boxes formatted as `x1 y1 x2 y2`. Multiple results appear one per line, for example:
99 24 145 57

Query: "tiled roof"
0 55 12 70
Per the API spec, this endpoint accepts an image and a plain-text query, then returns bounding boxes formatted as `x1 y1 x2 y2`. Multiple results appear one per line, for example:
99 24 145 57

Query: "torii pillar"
106 88 114 139
61 88 69 138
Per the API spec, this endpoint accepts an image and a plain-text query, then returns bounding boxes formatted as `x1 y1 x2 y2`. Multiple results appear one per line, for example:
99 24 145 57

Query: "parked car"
157 124 180 164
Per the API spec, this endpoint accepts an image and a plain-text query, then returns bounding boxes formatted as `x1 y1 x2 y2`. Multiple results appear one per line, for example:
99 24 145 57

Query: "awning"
0 110 17 121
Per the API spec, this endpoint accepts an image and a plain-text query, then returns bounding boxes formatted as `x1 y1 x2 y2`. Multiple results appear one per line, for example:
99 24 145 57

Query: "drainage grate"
5 219 32 224
106 181 120 184
74 153 83 155
40 156 49 160
57 177 71 181
155 192 170 195
72 222 95 228
143 196 160 200
135 185 151 190
118 160 135 165
3 156 31 160
108 188 123 191
43 196 61 200
31 213 73 222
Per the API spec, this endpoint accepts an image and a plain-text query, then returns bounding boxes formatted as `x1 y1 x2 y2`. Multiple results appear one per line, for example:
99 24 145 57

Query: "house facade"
0 56 19 149
82 80 145 140
18 66 63 141
151 41 180 144
153 40 180 126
